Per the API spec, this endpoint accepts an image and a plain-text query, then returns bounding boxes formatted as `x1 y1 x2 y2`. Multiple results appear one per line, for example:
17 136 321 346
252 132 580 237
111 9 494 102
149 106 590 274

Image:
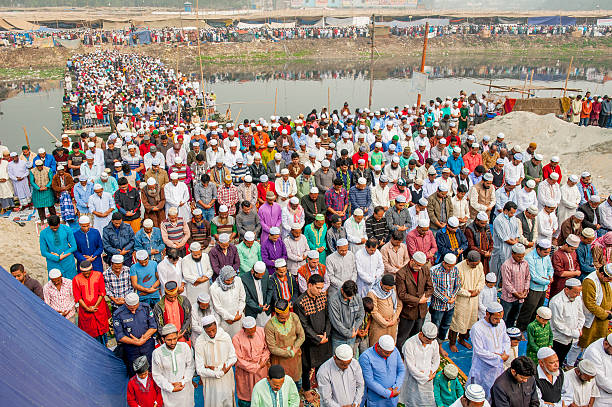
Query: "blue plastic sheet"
527 16 576 26
0 266 128 406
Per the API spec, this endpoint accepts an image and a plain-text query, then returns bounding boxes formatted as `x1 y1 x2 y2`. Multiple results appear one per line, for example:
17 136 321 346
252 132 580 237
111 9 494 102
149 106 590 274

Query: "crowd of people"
2 21 611 47
4 50 612 407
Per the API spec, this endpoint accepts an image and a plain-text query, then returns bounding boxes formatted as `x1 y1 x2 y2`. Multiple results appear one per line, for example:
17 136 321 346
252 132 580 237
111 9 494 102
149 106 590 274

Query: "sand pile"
476 111 612 192
0 218 47 286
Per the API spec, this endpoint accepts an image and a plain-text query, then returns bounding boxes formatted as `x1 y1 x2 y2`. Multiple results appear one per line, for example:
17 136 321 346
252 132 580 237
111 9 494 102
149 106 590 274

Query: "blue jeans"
501 299 523 328
429 307 455 341
579 117 589 126
197 205 215 221
331 337 356 354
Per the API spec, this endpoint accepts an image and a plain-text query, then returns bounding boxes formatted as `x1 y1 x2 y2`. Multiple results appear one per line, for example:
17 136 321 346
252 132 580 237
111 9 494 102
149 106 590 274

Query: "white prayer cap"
38 148 45 154
358 177 367 185
418 197 428 206
497 132 505 139
244 175 252 183
170 172 179 180
219 205 228 212
354 208 364 216
444 364 459 379
307 250 319 259
412 251 427 264
569 174 579 183
210 139 218 146
589 195 601 203
321 160 330 168
485 272 497 283
527 206 539 215
100 172 109 180
443 253 457 265
486 302 503 313
447 217 459 228
578 359 597 376
136 250 148 261
192 208 202 216
608 333 612 345
143 219 154 228
111 254 124 264
9 152 17 157
453 146 461 153
93 183 103 191
274 258 286 268
244 231 255 241
438 184 449 192
582 228 595 238
49 269 62 279
465 384 486 402
190 242 202 252
422 322 438 339
197 293 211 303
289 197 299 205
476 212 488 221
537 347 556 360
566 234 580 247
78 215 90 224
483 173 494 181
395 195 406 203
201 315 217 327
392 156 400 163
310 186 319 194
147 177 157 186
168 207 178 216
114 161 123 167
536 306 552 319
483 135 491 141
537 238 552 249
512 243 526 254
544 199 557 208
270 226 281 235
507 327 522 338
218 233 230 243
242 316 256 329
526 179 536 188
417 218 430 228
56 164 65 171
439 138 446 144
565 278 581 288
551 155 560 162
254 261 267 273
335 344 354 361
549 172 559 181
506 179 516 186
125 293 140 306
378 335 395 351
280 168 289 175
291 221 304 230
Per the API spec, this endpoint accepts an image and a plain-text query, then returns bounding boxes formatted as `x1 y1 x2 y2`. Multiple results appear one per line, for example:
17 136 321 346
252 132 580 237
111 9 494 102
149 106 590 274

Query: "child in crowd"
504 327 523 369
526 306 553 364
478 272 498 320
433 363 464 407
354 296 373 356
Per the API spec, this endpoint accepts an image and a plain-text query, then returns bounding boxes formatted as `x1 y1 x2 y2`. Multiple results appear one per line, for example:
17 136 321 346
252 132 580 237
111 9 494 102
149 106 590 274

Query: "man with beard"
583 333 612 407
490 202 520 285
465 212 494 275
468 302 511 399
141 177 165 228
533 348 572 407
469 173 496 219
549 278 585 366
490 356 539 407
181 241 213 307
564 359 600 407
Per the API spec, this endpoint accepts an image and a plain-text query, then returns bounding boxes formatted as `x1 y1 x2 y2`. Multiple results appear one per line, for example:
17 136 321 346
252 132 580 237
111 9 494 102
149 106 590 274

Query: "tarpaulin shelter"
527 16 576 26
0 265 128 406
378 18 450 27
54 38 82 49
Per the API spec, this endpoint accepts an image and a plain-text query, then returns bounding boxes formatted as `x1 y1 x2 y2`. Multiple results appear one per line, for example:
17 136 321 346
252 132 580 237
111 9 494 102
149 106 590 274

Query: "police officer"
113 292 158 377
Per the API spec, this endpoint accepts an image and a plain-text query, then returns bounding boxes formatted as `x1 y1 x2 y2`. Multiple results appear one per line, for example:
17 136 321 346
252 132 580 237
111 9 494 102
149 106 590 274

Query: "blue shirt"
129 260 160 300
576 242 595 279
526 249 554 291
73 182 94 213
349 185 372 214
495 187 518 213
359 346 406 407
446 155 464 176
112 303 157 346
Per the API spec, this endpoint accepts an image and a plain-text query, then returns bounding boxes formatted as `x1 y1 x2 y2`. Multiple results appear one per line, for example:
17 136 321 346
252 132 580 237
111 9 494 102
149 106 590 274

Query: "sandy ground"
0 218 47 286
475 111 612 192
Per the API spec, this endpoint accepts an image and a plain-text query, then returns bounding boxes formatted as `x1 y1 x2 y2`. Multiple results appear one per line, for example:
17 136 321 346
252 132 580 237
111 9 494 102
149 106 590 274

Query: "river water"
1 60 610 152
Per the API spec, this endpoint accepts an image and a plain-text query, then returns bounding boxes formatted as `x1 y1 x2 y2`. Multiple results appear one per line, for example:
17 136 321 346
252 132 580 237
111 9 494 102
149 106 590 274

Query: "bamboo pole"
563 56 574 98
23 126 30 150
274 88 278 116
233 108 242 128
416 21 429 109
42 126 60 143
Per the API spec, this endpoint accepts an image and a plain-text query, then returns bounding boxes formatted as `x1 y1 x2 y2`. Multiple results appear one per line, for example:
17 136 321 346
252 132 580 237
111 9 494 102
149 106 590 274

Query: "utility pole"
416 21 429 109
368 14 375 110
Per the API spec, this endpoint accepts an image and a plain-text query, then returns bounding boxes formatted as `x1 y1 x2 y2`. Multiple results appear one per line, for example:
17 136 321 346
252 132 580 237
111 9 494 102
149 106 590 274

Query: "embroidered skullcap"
537 347 556 360
486 302 503 313
197 293 211 303
565 278 581 288
125 293 139 306
242 316 256 329
136 250 148 261
49 269 62 279
578 359 597 376
161 323 178 336
536 306 552 319
485 273 497 283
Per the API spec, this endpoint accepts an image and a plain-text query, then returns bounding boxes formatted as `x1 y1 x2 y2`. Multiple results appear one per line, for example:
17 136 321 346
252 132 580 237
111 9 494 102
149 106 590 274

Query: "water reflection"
0 79 62 101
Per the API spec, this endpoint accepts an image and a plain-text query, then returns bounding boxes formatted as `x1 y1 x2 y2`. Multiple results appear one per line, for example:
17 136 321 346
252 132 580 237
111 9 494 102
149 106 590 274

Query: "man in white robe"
565 359 601 407
152 323 195 407
7 153 31 208
583 333 612 407
516 180 538 214
356 239 385 297
558 175 582 226
537 173 561 210
468 301 511 399
210 265 246 338
88 184 115 233
164 172 191 222
400 322 440 407
194 315 237 407
182 241 213 307
536 200 559 241
344 209 367 253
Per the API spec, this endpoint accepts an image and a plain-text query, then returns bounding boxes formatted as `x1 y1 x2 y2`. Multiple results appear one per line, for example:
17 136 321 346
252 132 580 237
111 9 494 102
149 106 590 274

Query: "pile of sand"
476 111 612 192
0 218 47 286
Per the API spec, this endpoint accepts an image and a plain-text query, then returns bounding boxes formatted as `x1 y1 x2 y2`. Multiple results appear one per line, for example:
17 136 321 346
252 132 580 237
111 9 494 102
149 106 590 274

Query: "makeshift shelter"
0 265 128 406
527 16 576 26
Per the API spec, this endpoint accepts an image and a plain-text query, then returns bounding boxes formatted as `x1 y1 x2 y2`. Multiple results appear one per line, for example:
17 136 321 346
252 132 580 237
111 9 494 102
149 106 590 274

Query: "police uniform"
112 302 157 377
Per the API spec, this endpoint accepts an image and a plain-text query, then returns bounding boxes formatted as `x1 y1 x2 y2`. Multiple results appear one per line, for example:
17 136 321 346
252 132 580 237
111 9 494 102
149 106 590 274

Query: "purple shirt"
261 238 288 274
258 202 282 242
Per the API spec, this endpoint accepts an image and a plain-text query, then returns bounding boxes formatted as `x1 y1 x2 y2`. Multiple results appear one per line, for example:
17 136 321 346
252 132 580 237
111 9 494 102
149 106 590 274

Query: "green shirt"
433 371 464 407
526 320 553 364
236 240 262 274
370 151 384 167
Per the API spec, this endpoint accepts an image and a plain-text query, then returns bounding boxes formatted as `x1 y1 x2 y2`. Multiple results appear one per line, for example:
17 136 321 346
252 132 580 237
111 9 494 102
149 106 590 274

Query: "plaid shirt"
325 187 348 219
430 263 460 311
103 266 134 299
217 184 240 215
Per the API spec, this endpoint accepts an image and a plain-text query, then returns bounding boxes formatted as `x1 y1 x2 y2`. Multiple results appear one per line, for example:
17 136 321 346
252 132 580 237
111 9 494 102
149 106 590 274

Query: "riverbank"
0 36 610 80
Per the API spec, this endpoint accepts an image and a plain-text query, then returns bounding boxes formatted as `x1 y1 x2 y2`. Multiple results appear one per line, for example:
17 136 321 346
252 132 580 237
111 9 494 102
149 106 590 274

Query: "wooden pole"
528 70 534 98
23 126 30 150
233 108 242 128
563 56 574 98
416 21 429 109
274 88 278 116
42 126 60 143
368 14 375 110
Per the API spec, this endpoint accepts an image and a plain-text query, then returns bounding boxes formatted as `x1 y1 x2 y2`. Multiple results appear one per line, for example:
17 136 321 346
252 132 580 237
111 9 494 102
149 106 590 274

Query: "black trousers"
397 316 424 354
553 340 572 365
516 289 546 331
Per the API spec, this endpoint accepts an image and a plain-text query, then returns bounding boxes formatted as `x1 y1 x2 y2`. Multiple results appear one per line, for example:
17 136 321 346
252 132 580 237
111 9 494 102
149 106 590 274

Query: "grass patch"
0 67 63 80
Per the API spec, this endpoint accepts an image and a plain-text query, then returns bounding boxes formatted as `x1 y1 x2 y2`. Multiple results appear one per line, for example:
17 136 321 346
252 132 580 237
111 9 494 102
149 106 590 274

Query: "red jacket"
127 375 163 407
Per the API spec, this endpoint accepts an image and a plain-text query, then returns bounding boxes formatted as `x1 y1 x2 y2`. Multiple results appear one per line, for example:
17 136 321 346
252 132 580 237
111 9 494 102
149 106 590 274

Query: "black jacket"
578 202 602 231
114 185 141 221
240 270 273 319
491 369 539 407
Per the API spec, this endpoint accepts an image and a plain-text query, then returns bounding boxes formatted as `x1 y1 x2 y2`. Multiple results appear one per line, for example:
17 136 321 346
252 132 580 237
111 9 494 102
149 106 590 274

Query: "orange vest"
297 263 326 284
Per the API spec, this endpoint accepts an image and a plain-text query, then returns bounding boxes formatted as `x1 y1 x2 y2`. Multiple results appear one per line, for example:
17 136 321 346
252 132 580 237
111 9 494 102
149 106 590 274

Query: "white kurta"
537 181 561 210
516 187 537 214
88 192 115 233
549 290 585 346
467 318 511 399
400 334 440 407
7 160 30 203
157 257 184 296
558 183 581 225
164 181 192 222
0 160 14 199
478 286 498 320
152 342 195 407
194 327 237 407
583 338 612 407
210 277 246 338
182 253 213 306
345 216 367 253
536 211 558 240
565 367 601 407
534 365 574 407
355 248 385 297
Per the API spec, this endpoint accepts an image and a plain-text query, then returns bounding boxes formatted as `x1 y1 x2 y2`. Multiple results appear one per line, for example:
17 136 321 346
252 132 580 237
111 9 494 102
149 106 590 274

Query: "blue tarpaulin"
527 16 576 26
0 265 128 406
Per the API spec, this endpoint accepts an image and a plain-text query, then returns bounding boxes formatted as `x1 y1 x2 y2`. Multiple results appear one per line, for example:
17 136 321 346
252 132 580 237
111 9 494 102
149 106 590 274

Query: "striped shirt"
161 218 187 242
103 266 134 299
430 263 460 311
230 164 249 185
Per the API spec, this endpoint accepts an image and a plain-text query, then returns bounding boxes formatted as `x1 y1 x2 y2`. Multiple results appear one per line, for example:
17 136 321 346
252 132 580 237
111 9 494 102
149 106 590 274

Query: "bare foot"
449 344 459 353
459 339 472 350
439 343 448 358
